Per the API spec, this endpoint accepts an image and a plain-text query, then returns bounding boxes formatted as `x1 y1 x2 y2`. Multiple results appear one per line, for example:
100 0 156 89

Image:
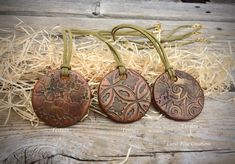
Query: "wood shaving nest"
0 24 234 126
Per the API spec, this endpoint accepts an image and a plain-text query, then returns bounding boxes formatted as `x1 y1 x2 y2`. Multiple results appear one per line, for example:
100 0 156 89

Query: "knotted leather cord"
54 24 205 53
107 24 203 49
61 29 73 77
164 25 193 39
62 24 204 78
162 24 202 43
70 29 127 76
112 24 176 81
83 24 203 45
95 33 126 76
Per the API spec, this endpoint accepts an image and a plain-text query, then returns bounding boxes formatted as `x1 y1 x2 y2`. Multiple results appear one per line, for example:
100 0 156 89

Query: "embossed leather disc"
153 70 204 121
32 69 91 127
98 69 151 123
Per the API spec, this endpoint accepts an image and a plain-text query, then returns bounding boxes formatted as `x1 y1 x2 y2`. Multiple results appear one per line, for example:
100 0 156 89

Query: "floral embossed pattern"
32 69 91 127
98 69 151 123
153 70 204 121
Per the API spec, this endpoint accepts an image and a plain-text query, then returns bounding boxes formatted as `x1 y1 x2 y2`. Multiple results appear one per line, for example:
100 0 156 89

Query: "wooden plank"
0 0 234 22
100 0 235 22
0 15 234 80
0 93 235 163
0 0 99 17
0 1 235 163
0 15 234 52
210 0 235 3
0 15 234 36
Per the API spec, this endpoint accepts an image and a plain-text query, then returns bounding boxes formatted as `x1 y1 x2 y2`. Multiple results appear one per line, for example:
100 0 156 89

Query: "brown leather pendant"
32 69 91 127
153 70 204 121
98 69 151 123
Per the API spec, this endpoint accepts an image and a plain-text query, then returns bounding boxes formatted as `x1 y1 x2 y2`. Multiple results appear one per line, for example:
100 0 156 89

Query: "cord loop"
61 29 73 77
111 24 176 80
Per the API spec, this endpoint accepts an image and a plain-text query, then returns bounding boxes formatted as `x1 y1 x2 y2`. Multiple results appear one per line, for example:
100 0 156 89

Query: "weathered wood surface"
0 16 234 52
0 0 234 22
0 0 235 163
0 94 235 163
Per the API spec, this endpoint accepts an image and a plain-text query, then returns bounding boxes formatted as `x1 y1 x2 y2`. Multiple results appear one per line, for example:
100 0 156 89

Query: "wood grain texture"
0 0 234 22
101 0 235 22
0 0 235 163
0 0 100 17
0 16 234 51
0 93 235 163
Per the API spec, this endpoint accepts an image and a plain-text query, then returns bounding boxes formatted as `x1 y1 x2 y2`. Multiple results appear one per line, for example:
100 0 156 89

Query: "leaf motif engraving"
100 87 114 107
114 85 136 101
98 69 151 122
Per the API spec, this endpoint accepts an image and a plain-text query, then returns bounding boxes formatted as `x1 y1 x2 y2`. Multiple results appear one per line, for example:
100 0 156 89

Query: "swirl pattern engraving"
98 69 151 123
32 69 91 127
153 70 204 121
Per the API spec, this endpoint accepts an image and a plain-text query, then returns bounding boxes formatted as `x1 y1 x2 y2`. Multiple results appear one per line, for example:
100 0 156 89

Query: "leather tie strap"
111 24 176 80
61 29 73 77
